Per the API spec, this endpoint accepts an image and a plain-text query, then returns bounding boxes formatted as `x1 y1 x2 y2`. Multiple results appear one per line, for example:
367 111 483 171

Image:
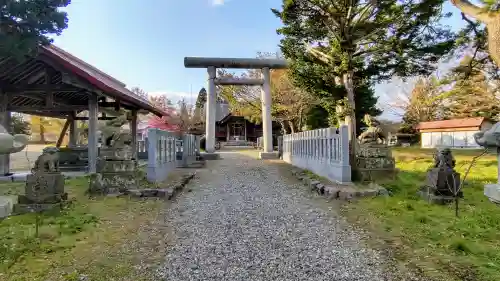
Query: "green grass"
343 147 500 281
0 176 168 281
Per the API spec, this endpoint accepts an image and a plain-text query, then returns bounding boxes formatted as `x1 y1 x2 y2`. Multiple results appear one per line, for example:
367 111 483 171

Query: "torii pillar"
184 57 287 159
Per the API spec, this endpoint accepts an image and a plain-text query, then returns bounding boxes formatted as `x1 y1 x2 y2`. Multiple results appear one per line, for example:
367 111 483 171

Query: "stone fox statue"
358 114 386 144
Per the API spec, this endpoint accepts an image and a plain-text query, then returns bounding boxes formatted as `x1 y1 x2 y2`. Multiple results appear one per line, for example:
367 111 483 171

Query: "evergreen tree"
195 88 207 109
272 0 456 157
0 0 71 58
443 56 500 119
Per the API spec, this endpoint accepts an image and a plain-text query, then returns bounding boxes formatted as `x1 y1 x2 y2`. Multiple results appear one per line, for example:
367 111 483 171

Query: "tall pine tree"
443 56 500 119
272 0 456 158
0 0 71 58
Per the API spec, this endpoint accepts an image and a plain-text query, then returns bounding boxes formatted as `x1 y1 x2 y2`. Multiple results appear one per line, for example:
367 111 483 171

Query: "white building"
416 117 493 149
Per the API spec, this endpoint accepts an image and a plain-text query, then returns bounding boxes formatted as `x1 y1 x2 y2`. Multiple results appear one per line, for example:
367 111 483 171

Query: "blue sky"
52 0 468 119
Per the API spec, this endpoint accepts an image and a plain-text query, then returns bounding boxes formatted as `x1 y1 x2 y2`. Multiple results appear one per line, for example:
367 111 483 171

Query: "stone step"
291 169 390 200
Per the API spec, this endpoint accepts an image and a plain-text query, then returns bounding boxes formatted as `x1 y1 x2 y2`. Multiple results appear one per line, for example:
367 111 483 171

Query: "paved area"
157 152 419 281
10 145 45 171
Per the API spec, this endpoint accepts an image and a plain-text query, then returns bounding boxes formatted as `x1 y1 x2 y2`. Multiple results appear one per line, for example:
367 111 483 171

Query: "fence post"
146 128 158 182
339 125 350 165
181 134 189 167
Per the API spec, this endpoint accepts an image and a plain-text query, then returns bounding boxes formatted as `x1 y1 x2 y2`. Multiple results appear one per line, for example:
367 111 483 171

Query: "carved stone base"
357 144 393 158
425 168 461 196
100 147 134 160
97 159 136 173
417 191 456 205
13 202 64 215
356 168 398 182
24 173 66 203
356 157 395 170
89 172 138 195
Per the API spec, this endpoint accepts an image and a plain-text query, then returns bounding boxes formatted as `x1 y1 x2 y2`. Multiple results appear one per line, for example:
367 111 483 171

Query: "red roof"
41 45 168 117
416 117 486 131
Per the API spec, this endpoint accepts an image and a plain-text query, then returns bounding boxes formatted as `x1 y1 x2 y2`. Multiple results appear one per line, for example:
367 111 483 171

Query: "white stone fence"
256 137 263 149
282 126 351 183
145 129 199 182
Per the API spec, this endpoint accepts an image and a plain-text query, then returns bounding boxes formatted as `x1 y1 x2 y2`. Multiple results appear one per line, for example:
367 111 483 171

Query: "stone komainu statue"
358 114 386 144
99 111 132 148
32 146 60 173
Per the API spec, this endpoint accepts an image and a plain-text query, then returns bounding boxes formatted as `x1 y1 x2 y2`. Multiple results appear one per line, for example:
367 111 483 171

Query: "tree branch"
450 0 492 23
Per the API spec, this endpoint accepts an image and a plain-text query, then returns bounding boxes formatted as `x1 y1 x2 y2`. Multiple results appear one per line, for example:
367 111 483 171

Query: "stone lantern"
474 122 500 204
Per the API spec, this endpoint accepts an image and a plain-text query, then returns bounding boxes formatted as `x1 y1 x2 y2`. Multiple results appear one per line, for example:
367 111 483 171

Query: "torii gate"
184 57 287 159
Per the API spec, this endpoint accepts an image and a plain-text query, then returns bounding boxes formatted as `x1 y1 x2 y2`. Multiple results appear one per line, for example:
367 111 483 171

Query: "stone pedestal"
200 152 220 160
484 184 500 204
356 144 397 182
88 147 138 195
418 167 461 205
14 172 67 215
259 151 279 160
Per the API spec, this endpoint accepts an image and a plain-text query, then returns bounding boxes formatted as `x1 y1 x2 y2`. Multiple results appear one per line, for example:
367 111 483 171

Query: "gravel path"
157 152 415 281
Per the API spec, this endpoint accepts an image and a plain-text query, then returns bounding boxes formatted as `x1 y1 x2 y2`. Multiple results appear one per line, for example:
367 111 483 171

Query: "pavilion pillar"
130 109 138 160
0 90 10 176
261 67 273 153
205 66 217 153
88 94 99 173
69 112 78 147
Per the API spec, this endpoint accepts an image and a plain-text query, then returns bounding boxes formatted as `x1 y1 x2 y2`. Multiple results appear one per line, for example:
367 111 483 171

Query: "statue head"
433 147 455 169
107 113 129 127
363 114 380 128
42 146 59 155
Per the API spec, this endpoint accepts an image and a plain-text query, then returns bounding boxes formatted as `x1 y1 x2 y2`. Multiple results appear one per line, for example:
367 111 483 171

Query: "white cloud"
212 0 225 5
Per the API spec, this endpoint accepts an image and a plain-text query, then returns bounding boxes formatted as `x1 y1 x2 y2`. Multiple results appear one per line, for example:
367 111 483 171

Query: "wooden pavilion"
0 45 168 175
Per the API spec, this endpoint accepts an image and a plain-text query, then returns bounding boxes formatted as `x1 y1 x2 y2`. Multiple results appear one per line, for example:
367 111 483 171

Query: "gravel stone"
157 152 420 281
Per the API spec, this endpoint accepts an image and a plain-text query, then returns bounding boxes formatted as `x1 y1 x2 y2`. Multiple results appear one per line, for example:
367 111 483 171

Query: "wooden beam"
20 111 69 118
37 54 98 93
69 112 78 147
74 116 132 121
9 94 87 109
56 119 71 148
8 105 90 111
0 83 82 93
88 94 99 173
0 90 10 175
45 69 54 107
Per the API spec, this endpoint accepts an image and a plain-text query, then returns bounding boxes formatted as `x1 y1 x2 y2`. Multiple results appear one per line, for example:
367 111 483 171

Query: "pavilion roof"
0 44 168 117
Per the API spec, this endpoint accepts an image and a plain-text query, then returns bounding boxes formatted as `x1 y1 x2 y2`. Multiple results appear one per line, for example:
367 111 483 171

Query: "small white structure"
416 117 493 149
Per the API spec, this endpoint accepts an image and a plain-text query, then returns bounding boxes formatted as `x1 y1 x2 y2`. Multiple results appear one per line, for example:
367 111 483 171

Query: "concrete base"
259 152 279 160
485 184 500 204
417 191 457 205
0 172 30 182
201 152 220 160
